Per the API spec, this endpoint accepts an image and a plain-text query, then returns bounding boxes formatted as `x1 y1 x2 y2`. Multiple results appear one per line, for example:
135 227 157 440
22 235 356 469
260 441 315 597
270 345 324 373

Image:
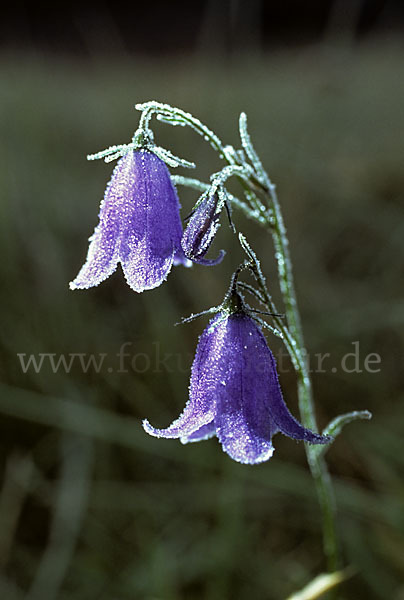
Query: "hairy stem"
258 183 339 572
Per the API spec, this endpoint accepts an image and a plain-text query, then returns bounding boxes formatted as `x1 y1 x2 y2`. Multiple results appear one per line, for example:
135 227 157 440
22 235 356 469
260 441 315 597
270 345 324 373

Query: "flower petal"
142 402 212 439
121 238 175 293
250 324 329 444
266 359 330 444
69 226 120 289
143 315 223 439
214 314 276 464
180 420 216 444
119 150 184 292
216 314 329 458
69 152 135 289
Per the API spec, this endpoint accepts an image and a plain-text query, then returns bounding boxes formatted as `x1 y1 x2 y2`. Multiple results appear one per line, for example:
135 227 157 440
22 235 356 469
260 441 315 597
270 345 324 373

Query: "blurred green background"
1 4 404 599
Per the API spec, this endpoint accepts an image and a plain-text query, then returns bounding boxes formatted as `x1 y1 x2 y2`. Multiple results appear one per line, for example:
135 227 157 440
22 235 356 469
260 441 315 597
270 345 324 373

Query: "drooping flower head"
70 145 190 293
181 193 225 266
143 283 331 464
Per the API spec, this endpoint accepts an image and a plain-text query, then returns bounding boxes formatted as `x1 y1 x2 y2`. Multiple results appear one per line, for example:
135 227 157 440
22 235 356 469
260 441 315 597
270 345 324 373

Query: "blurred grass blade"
286 569 353 600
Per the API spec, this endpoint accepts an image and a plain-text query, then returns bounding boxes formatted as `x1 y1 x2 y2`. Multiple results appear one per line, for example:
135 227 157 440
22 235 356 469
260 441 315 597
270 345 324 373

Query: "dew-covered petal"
121 239 175 292
69 152 134 289
181 194 224 265
143 315 223 439
119 150 184 292
265 355 330 445
69 226 120 289
248 324 329 444
218 314 329 450
180 420 216 444
142 403 212 439
214 314 276 464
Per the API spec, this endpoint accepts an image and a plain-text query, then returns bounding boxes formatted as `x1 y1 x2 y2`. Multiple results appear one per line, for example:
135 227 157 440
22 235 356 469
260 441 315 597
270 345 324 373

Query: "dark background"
1 1 404 599
2 1 404 54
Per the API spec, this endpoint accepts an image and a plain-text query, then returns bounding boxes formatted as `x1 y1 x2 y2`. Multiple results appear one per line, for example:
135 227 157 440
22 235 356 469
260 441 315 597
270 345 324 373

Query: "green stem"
259 182 339 572
136 102 229 158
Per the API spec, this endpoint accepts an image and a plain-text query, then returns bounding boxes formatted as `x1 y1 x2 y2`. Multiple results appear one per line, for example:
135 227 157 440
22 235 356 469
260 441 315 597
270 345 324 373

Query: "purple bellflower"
70 148 190 293
181 193 225 266
143 304 331 465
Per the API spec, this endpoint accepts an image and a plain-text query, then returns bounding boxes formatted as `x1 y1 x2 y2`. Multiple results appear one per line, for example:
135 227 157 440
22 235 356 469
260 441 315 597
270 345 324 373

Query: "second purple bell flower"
70 149 189 293
143 311 331 464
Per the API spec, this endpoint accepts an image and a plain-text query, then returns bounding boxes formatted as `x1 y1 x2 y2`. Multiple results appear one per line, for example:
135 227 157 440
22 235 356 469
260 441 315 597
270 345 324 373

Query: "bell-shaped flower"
70 148 189 293
181 193 225 266
143 311 331 464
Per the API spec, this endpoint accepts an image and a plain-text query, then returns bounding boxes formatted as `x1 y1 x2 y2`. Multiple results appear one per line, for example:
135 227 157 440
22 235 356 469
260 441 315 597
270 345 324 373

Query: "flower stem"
259 182 339 572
